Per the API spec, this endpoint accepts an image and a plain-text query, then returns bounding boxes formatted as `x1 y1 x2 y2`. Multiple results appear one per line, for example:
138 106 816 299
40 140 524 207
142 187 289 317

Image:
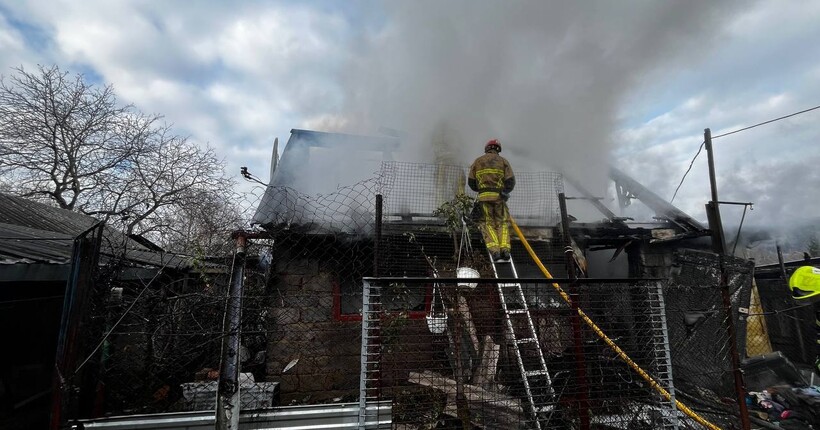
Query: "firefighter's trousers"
477 200 510 254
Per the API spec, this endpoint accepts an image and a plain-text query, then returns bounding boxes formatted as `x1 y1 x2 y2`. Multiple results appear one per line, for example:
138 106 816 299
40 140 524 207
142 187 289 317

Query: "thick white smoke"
334 1 742 196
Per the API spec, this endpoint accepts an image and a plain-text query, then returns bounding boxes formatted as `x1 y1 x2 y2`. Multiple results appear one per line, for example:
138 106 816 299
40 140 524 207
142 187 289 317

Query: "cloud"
613 0 820 230
1 0 819 230
0 0 353 188
0 12 41 73
616 43 820 229
616 98 820 226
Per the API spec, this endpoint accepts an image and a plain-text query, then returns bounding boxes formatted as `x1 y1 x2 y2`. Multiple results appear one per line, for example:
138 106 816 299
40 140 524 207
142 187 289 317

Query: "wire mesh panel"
745 268 820 428
752 274 817 367
252 178 379 235
87 243 286 416
663 249 754 429
378 161 563 228
256 177 381 406
361 278 681 429
58 180 377 422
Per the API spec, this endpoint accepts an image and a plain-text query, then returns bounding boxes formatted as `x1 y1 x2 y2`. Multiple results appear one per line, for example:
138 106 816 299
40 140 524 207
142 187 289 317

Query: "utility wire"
747 302 814 316
712 104 820 139
670 103 820 202
671 141 705 203
74 260 170 374
0 295 64 305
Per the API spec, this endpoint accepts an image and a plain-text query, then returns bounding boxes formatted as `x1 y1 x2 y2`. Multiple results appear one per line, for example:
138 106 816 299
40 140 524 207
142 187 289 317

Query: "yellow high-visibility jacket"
468 152 515 201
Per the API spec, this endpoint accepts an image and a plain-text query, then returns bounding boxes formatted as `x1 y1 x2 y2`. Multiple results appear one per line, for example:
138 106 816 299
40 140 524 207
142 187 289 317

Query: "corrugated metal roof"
0 222 74 264
0 193 102 236
0 193 197 270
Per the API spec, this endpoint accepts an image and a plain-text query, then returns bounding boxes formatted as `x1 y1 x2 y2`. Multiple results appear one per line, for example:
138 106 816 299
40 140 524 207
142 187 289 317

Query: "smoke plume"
338 1 741 194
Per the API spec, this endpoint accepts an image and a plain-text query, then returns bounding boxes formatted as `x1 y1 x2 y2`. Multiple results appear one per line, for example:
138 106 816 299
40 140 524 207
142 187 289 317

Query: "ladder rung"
536 405 555 413
515 338 538 344
508 309 528 314
525 370 550 377
499 283 519 288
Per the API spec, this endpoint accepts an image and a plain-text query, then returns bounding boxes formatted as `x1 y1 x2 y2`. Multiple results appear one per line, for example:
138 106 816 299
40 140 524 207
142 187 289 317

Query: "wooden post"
473 335 500 389
456 294 480 354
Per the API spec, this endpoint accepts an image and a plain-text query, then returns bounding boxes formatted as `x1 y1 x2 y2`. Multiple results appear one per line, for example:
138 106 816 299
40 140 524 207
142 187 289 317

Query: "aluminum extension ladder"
489 251 557 429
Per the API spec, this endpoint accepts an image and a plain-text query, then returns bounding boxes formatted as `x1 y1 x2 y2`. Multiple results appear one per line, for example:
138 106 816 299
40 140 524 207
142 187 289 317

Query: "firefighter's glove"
469 202 482 222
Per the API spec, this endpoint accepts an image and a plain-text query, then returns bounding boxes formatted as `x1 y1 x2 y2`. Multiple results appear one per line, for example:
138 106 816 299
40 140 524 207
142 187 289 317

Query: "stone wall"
628 242 676 278
265 257 362 404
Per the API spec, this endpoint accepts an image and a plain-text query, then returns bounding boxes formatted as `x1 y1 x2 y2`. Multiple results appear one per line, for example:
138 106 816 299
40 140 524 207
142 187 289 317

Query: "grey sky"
0 0 818 231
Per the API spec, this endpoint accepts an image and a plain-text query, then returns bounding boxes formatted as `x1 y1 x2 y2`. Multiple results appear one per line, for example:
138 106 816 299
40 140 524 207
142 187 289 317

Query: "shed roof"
0 193 194 270
0 222 74 264
0 193 103 236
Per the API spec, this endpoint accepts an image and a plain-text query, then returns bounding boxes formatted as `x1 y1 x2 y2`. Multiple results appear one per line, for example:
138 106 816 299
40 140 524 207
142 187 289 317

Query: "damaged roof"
252 129 401 230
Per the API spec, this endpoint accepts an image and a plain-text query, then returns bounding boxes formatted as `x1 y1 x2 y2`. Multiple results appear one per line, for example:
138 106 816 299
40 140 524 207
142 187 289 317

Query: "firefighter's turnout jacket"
468 152 516 254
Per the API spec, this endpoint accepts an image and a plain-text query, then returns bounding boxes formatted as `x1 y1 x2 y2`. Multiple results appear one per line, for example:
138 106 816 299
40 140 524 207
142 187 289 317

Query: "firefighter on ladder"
468 139 516 262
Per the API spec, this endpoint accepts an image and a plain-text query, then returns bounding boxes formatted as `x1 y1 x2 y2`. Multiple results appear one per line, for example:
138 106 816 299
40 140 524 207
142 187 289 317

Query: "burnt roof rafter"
609 166 707 233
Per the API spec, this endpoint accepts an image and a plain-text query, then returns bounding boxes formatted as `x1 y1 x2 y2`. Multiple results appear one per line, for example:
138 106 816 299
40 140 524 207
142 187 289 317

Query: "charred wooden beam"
409 371 524 429
609 166 707 233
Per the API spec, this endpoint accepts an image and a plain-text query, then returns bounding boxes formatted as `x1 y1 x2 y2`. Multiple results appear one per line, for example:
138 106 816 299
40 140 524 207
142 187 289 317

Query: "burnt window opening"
334 278 431 321
334 235 436 321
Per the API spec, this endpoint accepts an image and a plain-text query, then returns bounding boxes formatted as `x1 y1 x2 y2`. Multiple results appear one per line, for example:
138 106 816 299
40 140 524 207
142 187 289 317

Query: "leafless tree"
0 65 238 248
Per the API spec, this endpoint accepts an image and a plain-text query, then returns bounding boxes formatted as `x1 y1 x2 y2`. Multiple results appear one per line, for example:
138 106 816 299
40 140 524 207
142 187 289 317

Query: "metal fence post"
50 223 104 430
558 193 591 429
359 278 381 428
704 128 751 429
216 232 247 430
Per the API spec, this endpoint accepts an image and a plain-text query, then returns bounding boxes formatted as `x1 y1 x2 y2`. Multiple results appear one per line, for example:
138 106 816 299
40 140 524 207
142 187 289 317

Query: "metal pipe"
776 243 787 280
374 194 382 278
719 268 752 429
731 205 750 256
51 223 104 430
559 193 591 430
363 276 663 284
704 128 751 430
216 233 247 430
704 129 727 254
716 200 754 206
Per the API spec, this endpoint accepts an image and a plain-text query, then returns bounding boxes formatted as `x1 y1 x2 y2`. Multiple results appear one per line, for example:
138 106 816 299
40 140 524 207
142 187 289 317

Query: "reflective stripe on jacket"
468 153 514 202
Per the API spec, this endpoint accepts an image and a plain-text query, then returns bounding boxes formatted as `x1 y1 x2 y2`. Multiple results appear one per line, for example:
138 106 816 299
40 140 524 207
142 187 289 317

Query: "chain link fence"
750 267 817 370
744 264 820 428
662 250 755 429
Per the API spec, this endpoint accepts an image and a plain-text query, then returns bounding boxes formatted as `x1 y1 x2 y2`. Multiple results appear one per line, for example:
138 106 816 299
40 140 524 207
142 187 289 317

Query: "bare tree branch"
0 64 238 252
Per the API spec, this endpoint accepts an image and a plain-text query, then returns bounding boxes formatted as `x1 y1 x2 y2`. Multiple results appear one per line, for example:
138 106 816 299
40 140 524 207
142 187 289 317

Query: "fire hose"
510 216 722 430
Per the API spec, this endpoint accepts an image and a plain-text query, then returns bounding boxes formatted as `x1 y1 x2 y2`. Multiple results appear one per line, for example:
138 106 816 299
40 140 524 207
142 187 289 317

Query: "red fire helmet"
485 139 501 153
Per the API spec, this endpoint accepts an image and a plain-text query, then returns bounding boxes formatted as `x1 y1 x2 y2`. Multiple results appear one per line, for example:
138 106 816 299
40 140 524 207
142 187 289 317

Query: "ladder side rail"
491 252 543 429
